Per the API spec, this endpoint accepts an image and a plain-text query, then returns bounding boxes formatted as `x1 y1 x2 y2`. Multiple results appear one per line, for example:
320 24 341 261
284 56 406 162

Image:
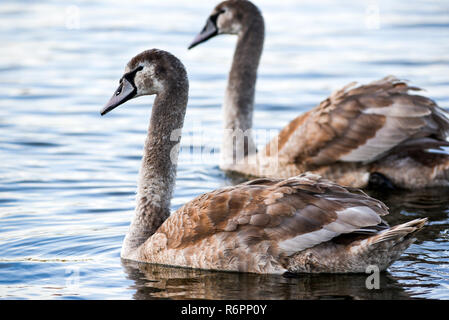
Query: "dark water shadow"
367 187 449 215
121 260 415 300
366 187 449 241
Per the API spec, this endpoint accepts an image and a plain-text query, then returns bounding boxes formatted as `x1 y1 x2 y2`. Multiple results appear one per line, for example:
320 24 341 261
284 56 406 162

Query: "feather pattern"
276 76 449 166
138 173 426 274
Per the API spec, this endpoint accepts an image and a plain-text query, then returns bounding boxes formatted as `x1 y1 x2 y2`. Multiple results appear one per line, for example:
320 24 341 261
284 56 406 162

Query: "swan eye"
123 65 144 83
210 9 225 24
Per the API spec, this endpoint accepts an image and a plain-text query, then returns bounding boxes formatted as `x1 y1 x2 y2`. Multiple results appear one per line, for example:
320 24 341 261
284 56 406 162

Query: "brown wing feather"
273 76 449 167
155 173 388 255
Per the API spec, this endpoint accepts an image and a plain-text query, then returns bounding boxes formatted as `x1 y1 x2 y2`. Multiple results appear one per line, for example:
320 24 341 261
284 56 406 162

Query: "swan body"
136 173 426 274
101 49 426 274
189 0 449 189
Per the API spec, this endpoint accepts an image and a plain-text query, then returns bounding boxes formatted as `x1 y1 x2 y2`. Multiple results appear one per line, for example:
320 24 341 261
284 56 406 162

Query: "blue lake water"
1 0 449 299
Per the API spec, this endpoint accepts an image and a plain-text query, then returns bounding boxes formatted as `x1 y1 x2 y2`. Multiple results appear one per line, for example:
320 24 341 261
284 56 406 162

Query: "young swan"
101 49 427 274
189 0 449 190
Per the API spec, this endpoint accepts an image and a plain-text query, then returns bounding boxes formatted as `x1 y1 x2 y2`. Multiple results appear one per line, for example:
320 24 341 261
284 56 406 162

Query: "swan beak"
101 77 136 116
188 17 218 49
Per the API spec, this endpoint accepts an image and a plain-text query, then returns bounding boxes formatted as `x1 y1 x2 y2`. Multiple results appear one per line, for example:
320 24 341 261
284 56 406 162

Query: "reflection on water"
121 260 414 300
1 0 449 299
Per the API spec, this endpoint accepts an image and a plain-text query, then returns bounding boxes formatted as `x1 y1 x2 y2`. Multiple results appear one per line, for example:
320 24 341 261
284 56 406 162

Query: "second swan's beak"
188 16 219 49
101 77 136 116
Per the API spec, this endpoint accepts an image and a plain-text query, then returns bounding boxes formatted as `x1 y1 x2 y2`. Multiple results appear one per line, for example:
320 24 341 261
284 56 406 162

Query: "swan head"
188 0 262 49
101 49 187 116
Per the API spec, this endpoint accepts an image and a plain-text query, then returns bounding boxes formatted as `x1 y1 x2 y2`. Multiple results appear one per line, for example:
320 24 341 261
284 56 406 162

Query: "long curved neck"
221 15 265 169
121 82 188 259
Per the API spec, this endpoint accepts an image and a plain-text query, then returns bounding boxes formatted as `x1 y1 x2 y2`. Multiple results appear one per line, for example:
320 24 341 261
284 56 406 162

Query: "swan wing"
154 173 388 255
272 76 449 166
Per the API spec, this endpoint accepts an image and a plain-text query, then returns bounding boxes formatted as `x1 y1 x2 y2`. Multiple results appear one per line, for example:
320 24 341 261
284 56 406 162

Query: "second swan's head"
101 49 187 116
188 0 263 49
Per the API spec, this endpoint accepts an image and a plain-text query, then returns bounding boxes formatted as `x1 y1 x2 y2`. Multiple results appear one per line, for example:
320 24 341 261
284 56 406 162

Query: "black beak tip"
187 33 215 50
187 43 197 50
100 108 108 116
100 104 115 116
188 35 203 50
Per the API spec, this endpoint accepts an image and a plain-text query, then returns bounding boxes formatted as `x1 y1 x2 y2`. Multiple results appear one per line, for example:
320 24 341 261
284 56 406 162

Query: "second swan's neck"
221 14 265 170
121 81 188 259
